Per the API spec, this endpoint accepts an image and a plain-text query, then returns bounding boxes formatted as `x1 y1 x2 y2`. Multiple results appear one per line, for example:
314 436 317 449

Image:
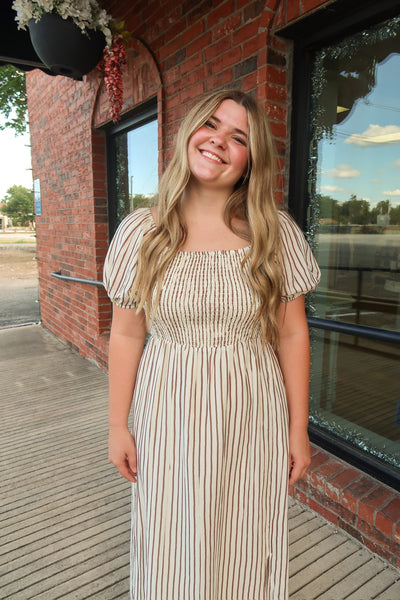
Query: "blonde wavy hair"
131 89 283 348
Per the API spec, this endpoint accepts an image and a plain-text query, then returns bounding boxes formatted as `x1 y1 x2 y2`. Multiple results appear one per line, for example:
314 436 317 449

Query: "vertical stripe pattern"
103 208 320 600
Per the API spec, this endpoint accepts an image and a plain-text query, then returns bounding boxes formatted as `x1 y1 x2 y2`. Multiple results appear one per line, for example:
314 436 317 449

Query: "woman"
104 89 320 600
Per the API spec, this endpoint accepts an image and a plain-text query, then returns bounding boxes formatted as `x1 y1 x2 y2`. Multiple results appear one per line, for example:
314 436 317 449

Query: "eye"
233 136 247 146
204 120 216 130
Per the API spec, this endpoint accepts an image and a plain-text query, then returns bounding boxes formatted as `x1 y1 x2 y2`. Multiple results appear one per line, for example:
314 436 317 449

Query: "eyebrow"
209 115 248 138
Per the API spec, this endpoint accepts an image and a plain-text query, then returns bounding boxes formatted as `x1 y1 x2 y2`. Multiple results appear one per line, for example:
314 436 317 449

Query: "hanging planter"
13 1 130 121
28 13 105 80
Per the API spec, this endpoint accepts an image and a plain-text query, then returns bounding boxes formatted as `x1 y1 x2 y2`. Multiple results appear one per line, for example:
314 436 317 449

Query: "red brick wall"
26 72 110 369
26 0 400 561
274 0 330 28
27 0 296 368
291 445 400 568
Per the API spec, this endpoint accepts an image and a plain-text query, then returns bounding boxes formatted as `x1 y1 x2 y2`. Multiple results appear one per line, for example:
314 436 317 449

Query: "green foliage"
316 194 400 226
390 204 400 225
0 65 28 135
1 185 34 226
318 195 340 221
130 194 155 211
370 200 389 224
343 195 370 225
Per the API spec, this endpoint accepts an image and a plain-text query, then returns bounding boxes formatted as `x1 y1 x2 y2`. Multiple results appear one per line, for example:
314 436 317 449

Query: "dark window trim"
278 0 400 228
276 0 400 48
278 0 400 489
105 98 157 238
105 98 157 138
310 427 400 492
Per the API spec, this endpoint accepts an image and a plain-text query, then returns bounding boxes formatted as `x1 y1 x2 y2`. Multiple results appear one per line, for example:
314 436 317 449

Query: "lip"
199 149 226 164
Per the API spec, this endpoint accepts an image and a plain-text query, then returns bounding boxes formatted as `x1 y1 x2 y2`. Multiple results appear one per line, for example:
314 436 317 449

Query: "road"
0 232 40 328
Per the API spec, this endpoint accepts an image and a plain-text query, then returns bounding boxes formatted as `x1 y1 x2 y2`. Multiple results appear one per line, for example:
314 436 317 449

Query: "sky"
127 119 158 196
317 52 400 208
0 123 33 201
0 115 158 203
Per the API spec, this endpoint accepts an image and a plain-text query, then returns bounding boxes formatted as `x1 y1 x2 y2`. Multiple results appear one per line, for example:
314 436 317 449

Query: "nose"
210 130 226 148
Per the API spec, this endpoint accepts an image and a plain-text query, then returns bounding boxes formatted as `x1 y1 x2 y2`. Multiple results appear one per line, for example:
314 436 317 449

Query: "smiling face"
187 99 249 195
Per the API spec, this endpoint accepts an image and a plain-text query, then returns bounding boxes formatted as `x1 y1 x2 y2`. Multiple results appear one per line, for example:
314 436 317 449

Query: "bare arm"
108 304 147 482
277 295 311 486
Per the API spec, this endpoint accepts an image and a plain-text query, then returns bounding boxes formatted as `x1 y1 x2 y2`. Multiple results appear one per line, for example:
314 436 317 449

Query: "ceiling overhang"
0 0 52 74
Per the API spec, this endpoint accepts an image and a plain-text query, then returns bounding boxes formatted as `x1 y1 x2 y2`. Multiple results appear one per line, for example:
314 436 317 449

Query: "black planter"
28 13 106 80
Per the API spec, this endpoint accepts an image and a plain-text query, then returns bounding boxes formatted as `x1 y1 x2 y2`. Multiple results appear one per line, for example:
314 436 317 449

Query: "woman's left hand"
288 427 311 486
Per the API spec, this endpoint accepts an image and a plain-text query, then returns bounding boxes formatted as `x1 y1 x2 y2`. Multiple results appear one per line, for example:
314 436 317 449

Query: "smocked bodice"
103 207 320 347
149 248 259 348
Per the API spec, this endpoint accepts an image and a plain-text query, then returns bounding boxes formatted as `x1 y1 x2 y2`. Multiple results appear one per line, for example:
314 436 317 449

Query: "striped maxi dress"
103 207 320 600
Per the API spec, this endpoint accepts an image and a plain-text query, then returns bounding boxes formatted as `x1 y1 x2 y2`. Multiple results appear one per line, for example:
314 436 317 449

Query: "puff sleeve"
103 208 153 309
278 210 321 302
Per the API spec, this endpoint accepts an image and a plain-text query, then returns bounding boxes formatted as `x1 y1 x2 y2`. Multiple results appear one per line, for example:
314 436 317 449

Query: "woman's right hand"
108 425 138 483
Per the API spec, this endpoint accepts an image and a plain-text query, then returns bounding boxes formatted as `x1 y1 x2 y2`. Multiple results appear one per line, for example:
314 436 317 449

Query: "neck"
182 181 232 220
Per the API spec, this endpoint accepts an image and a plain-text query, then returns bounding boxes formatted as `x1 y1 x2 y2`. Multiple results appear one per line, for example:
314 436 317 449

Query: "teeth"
202 151 222 163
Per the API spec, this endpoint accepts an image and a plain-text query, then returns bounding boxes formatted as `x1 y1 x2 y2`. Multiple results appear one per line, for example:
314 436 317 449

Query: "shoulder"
115 206 155 237
277 209 300 231
103 207 155 305
109 207 155 249
105 207 155 267
277 209 308 245
277 208 313 264
276 209 321 299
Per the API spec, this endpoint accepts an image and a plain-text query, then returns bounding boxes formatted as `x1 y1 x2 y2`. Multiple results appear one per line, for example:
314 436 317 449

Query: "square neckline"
145 207 251 254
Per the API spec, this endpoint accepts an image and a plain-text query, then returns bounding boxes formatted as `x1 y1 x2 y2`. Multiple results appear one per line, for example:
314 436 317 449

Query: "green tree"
340 195 370 224
370 200 391 224
317 194 340 220
0 65 28 135
377 199 390 214
130 194 155 211
1 185 34 226
390 204 400 225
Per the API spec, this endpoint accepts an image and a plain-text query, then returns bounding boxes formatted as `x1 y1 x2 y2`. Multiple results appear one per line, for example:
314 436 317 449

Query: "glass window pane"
127 120 158 207
311 18 400 332
310 330 400 469
307 15 400 471
113 118 158 227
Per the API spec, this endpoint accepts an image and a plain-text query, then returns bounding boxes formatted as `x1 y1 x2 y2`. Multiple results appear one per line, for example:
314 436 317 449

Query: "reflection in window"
115 120 158 225
108 108 158 236
307 16 400 471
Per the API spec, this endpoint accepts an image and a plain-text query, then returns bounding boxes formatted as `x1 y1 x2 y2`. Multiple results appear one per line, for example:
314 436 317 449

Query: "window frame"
105 98 158 239
278 0 400 490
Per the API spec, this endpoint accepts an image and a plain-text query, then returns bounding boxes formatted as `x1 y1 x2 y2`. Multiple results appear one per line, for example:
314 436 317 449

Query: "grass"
0 239 36 245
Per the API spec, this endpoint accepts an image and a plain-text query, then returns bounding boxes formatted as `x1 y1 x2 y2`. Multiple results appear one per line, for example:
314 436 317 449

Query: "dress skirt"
103 207 321 600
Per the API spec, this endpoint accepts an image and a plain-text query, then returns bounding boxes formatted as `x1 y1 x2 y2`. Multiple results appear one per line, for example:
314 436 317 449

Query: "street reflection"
307 15 400 469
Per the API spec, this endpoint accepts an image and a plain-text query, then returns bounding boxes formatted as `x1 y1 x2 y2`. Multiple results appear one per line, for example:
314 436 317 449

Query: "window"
281 4 400 488
106 99 158 237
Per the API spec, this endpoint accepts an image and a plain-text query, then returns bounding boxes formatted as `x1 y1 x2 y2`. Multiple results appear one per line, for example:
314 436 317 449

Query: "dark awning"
0 0 52 74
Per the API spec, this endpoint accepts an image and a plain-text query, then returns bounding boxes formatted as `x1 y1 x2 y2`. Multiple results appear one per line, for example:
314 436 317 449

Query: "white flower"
12 0 114 47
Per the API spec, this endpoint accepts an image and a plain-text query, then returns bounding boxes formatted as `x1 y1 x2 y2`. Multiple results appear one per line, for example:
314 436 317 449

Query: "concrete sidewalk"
1 324 399 599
